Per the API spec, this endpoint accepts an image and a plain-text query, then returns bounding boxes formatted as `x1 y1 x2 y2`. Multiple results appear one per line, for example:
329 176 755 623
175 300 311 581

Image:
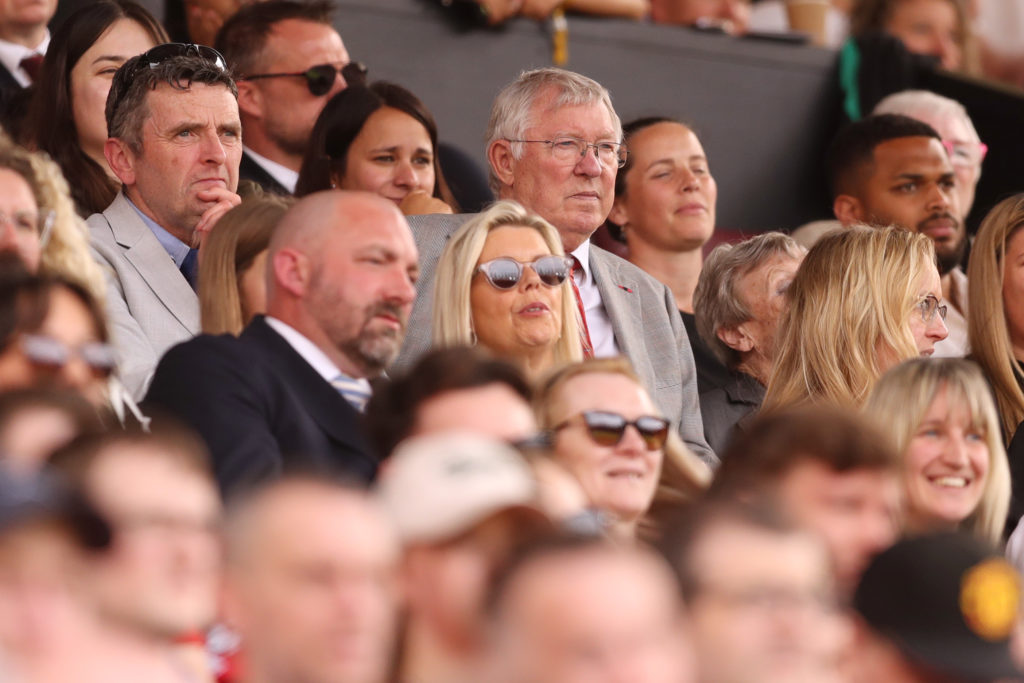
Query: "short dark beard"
934 230 967 276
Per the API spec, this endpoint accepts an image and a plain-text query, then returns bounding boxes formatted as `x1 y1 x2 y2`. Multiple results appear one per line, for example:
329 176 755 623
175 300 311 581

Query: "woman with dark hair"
296 80 458 214
21 0 168 216
849 0 978 74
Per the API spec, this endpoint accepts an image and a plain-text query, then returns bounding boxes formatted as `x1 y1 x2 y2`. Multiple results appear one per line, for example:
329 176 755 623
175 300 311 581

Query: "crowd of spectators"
2 0 1024 682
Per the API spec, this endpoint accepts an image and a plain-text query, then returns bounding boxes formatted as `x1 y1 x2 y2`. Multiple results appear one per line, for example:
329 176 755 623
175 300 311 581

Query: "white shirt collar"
244 146 298 194
570 240 591 282
264 316 346 383
0 32 49 88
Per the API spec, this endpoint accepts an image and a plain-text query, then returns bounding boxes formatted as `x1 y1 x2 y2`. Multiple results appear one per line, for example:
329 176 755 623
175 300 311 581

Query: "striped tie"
570 257 594 358
331 374 371 412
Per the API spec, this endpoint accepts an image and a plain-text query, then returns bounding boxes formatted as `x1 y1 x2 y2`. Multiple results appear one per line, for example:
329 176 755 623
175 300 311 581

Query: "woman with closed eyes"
432 200 582 380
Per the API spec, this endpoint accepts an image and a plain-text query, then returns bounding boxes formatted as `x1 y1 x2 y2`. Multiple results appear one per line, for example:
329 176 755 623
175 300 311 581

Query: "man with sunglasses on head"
398 67 716 466
87 43 242 400
828 113 968 357
216 0 355 196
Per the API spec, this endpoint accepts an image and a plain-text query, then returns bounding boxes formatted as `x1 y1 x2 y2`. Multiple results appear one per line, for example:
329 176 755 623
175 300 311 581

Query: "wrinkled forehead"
526 87 621 141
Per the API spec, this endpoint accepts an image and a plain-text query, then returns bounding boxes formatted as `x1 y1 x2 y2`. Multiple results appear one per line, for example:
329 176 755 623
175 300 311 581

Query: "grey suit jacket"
395 213 716 465
87 193 199 400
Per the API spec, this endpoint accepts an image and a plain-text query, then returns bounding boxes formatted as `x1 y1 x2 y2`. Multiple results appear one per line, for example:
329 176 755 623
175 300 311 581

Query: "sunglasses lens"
534 256 570 286
21 335 67 370
80 343 117 377
635 416 670 449
341 61 368 86
306 65 336 96
481 259 522 289
582 411 627 447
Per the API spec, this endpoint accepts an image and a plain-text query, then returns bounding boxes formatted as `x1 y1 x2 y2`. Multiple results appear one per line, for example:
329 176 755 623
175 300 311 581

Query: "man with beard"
215 1 354 195
145 191 419 496
829 113 968 357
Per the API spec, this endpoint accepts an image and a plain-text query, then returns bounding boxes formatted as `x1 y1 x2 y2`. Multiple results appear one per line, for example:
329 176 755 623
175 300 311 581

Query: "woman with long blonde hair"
433 200 582 379
864 358 1010 544
762 226 948 411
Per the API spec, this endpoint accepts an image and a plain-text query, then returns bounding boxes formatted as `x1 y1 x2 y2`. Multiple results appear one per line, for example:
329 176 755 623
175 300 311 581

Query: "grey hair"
873 90 980 144
107 54 238 154
693 232 806 368
484 67 622 193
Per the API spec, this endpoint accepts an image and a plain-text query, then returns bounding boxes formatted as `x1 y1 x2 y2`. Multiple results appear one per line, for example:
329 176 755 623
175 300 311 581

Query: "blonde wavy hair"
864 358 1011 544
0 135 107 304
762 225 936 412
432 200 582 367
535 356 710 541
967 193 1024 441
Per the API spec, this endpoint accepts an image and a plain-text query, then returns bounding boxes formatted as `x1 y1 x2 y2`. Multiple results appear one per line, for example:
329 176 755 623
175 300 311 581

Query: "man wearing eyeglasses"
399 67 716 466
87 45 242 400
829 113 968 358
216 0 353 195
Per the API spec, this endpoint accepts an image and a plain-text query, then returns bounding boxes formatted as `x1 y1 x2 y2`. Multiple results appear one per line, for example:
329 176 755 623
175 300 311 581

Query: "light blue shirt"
124 196 191 268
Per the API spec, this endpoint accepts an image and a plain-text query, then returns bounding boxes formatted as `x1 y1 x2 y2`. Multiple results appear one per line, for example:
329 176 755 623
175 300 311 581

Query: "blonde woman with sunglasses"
433 200 582 380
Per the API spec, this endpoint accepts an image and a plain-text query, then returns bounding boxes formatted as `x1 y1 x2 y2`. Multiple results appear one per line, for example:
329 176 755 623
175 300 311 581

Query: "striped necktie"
570 256 594 358
331 374 371 412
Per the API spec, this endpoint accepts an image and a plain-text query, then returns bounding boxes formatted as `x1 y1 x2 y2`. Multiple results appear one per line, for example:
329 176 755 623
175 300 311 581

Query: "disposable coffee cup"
786 0 828 46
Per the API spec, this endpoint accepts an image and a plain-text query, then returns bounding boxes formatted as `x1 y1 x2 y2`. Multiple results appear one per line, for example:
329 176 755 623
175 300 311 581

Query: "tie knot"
331 375 371 413
19 54 43 82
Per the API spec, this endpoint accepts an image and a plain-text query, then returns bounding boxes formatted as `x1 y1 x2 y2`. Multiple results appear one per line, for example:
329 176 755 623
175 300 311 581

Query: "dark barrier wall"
333 0 841 233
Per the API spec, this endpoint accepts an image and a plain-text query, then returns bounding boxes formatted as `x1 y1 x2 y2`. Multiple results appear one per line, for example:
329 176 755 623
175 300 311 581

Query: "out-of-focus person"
0 388 104 474
221 475 399 683
21 0 167 217
748 0 851 47
483 534 694 683
198 194 291 335
47 425 223 683
660 500 846 683
0 0 56 132
606 117 725 391
865 358 1010 543
145 192 417 496
433 200 581 380
0 265 117 410
851 532 1022 683
650 0 752 34
378 433 553 683
872 90 986 219
828 113 966 357
709 407 902 594
693 232 806 452
451 0 649 26
218 0 357 196
850 0 979 73
762 226 947 411
401 67 715 464
364 346 536 457
535 357 710 541
87 45 242 399
296 81 456 214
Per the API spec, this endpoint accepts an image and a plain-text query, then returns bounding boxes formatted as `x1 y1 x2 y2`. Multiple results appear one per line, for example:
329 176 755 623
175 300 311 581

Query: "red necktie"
570 256 594 358
19 54 42 83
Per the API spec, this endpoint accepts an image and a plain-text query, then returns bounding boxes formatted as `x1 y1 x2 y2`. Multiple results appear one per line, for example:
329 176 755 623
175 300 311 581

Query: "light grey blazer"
395 213 716 466
87 193 199 400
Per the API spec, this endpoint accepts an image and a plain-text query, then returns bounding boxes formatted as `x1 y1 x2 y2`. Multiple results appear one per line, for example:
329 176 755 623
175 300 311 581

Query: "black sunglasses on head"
108 43 228 119
240 61 368 96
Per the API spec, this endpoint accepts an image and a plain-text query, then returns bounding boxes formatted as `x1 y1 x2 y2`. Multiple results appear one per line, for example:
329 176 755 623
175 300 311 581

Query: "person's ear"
608 196 630 228
833 194 865 226
235 79 263 120
717 324 754 353
487 139 516 194
272 248 310 298
104 138 137 186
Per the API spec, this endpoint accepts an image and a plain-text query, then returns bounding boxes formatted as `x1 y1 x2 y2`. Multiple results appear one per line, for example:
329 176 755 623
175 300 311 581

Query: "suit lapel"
239 151 290 196
589 245 644 364
105 194 199 332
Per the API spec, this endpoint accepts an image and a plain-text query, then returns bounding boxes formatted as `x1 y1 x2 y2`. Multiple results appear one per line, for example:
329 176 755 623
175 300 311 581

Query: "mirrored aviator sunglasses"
578 410 670 450
476 255 573 290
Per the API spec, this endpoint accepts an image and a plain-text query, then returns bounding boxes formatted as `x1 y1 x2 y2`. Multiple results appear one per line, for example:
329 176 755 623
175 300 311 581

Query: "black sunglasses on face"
553 410 670 451
476 255 573 290
240 61 368 96
108 43 228 120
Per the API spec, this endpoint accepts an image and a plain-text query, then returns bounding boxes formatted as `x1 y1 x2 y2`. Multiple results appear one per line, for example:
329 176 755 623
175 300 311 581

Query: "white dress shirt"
264 316 372 395
570 241 621 357
244 146 299 194
0 32 49 87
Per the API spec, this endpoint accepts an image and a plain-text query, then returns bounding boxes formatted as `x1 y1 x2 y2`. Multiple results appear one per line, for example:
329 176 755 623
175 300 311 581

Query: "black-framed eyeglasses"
108 43 228 120
916 294 948 323
476 255 573 290
553 410 670 451
506 137 628 168
240 61 368 96
21 335 117 379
